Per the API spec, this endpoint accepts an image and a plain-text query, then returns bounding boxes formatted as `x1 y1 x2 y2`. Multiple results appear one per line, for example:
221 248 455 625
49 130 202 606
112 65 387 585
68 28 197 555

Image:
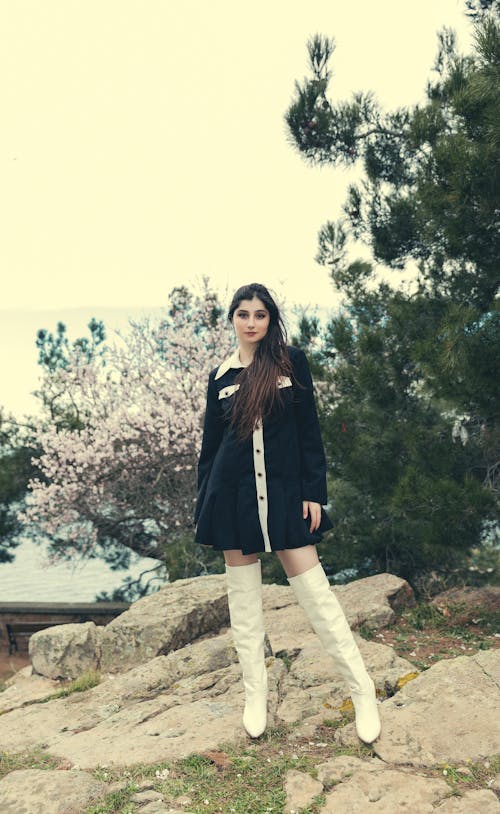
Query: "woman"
194 283 380 744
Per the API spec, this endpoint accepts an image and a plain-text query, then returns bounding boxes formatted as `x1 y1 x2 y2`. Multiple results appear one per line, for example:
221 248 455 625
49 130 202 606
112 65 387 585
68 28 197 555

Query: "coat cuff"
301 478 328 505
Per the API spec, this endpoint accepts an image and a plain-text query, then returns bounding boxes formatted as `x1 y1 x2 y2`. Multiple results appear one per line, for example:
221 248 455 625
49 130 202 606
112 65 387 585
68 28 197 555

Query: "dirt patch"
362 588 500 671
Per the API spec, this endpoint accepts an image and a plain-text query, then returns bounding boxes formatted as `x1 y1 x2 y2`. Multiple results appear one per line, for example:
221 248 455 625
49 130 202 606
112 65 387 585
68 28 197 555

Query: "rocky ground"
0 573 498 814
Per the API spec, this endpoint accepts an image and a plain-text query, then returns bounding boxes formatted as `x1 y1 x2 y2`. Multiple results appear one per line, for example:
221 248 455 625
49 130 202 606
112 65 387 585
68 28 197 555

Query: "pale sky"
1 0 474 416
2 0 473 310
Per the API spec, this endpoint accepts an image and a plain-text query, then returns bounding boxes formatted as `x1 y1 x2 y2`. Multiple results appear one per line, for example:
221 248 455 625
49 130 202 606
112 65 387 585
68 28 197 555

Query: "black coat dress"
194 344 333 554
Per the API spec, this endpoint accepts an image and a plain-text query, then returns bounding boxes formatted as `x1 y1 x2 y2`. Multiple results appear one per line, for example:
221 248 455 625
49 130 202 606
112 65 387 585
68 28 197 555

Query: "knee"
224 550 259 567
276 545 319 578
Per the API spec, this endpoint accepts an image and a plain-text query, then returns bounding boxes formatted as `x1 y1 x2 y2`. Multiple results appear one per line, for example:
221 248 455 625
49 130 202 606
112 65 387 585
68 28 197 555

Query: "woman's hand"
303 500 321 533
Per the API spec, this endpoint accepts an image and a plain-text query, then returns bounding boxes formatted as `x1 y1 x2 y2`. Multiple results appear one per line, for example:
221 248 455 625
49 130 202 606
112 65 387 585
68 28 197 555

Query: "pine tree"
286 4 499 587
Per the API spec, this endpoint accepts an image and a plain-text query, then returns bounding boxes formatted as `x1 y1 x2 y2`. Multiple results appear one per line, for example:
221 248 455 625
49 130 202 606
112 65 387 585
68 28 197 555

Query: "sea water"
0 536 163 602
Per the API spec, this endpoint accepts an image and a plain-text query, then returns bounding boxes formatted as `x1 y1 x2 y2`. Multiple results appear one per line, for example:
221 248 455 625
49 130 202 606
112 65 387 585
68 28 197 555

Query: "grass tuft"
0 748 62 780
21 670 102 707
50 670 101 699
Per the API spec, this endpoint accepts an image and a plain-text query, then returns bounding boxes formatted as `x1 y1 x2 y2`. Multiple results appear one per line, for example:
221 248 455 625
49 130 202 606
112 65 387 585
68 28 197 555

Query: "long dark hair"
227 283 295 441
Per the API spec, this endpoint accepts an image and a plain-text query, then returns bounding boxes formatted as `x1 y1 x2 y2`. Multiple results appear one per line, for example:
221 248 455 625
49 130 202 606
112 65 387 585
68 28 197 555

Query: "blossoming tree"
18 283 234 589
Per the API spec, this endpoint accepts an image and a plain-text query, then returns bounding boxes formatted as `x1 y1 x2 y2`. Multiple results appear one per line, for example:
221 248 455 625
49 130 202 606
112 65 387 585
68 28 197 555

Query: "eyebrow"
237 308 268 313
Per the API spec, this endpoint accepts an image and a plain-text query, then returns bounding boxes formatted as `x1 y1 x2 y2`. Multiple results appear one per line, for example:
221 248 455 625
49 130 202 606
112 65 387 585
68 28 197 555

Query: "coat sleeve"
292 348 328 505
194 369 224 524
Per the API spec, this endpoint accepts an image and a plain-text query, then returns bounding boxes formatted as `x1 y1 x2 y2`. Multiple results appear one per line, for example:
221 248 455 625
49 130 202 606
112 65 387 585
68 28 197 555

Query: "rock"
26 574 231 680
104 629 239 701
132 789 165 803
265 605 321 654
262 584 296 611
0 573 421 773
0 768 106 814
133 779 157 791
99 574 229 673
287 717 327 738
142 806 190 814
430 585 500 616
0 672 60 713
276 636 415 724
337 649 500 767
435 789 500 812
295 757 500 813
264 573 415 654
318 765 450 813
174 795 193 807
333 573 415 629
3 569 496 811
316 755 385 785
284 769 323 813
29 621 101 680
26 572 414 680
0 633 285 768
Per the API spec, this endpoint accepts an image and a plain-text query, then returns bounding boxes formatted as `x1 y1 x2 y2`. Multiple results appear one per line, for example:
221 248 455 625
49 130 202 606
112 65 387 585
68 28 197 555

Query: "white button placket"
252 417 272 552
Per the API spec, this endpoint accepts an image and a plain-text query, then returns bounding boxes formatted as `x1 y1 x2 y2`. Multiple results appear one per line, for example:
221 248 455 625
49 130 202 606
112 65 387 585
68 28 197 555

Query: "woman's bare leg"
224 550 259 567
275 544 319 577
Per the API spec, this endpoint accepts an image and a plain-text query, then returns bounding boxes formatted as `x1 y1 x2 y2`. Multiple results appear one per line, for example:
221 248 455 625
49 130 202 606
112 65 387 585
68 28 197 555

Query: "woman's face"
232 296 270 346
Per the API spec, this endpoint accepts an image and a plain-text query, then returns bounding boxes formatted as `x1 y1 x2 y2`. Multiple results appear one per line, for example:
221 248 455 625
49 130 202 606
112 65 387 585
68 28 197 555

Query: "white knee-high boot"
225 560 268 738
288 562 381 744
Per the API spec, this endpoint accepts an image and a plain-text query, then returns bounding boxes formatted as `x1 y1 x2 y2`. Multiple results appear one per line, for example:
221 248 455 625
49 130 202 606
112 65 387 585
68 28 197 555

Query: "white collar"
215 348 249 380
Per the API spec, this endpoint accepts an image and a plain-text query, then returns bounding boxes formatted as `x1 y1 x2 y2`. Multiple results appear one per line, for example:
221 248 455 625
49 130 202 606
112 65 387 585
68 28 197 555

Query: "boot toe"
243 693 268 738
355 716 381 744
351 682 381 744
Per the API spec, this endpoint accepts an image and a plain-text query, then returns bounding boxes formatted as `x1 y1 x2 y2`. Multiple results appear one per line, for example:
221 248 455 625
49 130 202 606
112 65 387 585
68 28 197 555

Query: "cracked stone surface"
276 636 415 724
317 763 453 813
0 769 106 814
284 769 323 813
0 633 289 768
29 574 231 678
0 671 59 714
336 649 500 767
309 757 500 814
2 572 498 813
